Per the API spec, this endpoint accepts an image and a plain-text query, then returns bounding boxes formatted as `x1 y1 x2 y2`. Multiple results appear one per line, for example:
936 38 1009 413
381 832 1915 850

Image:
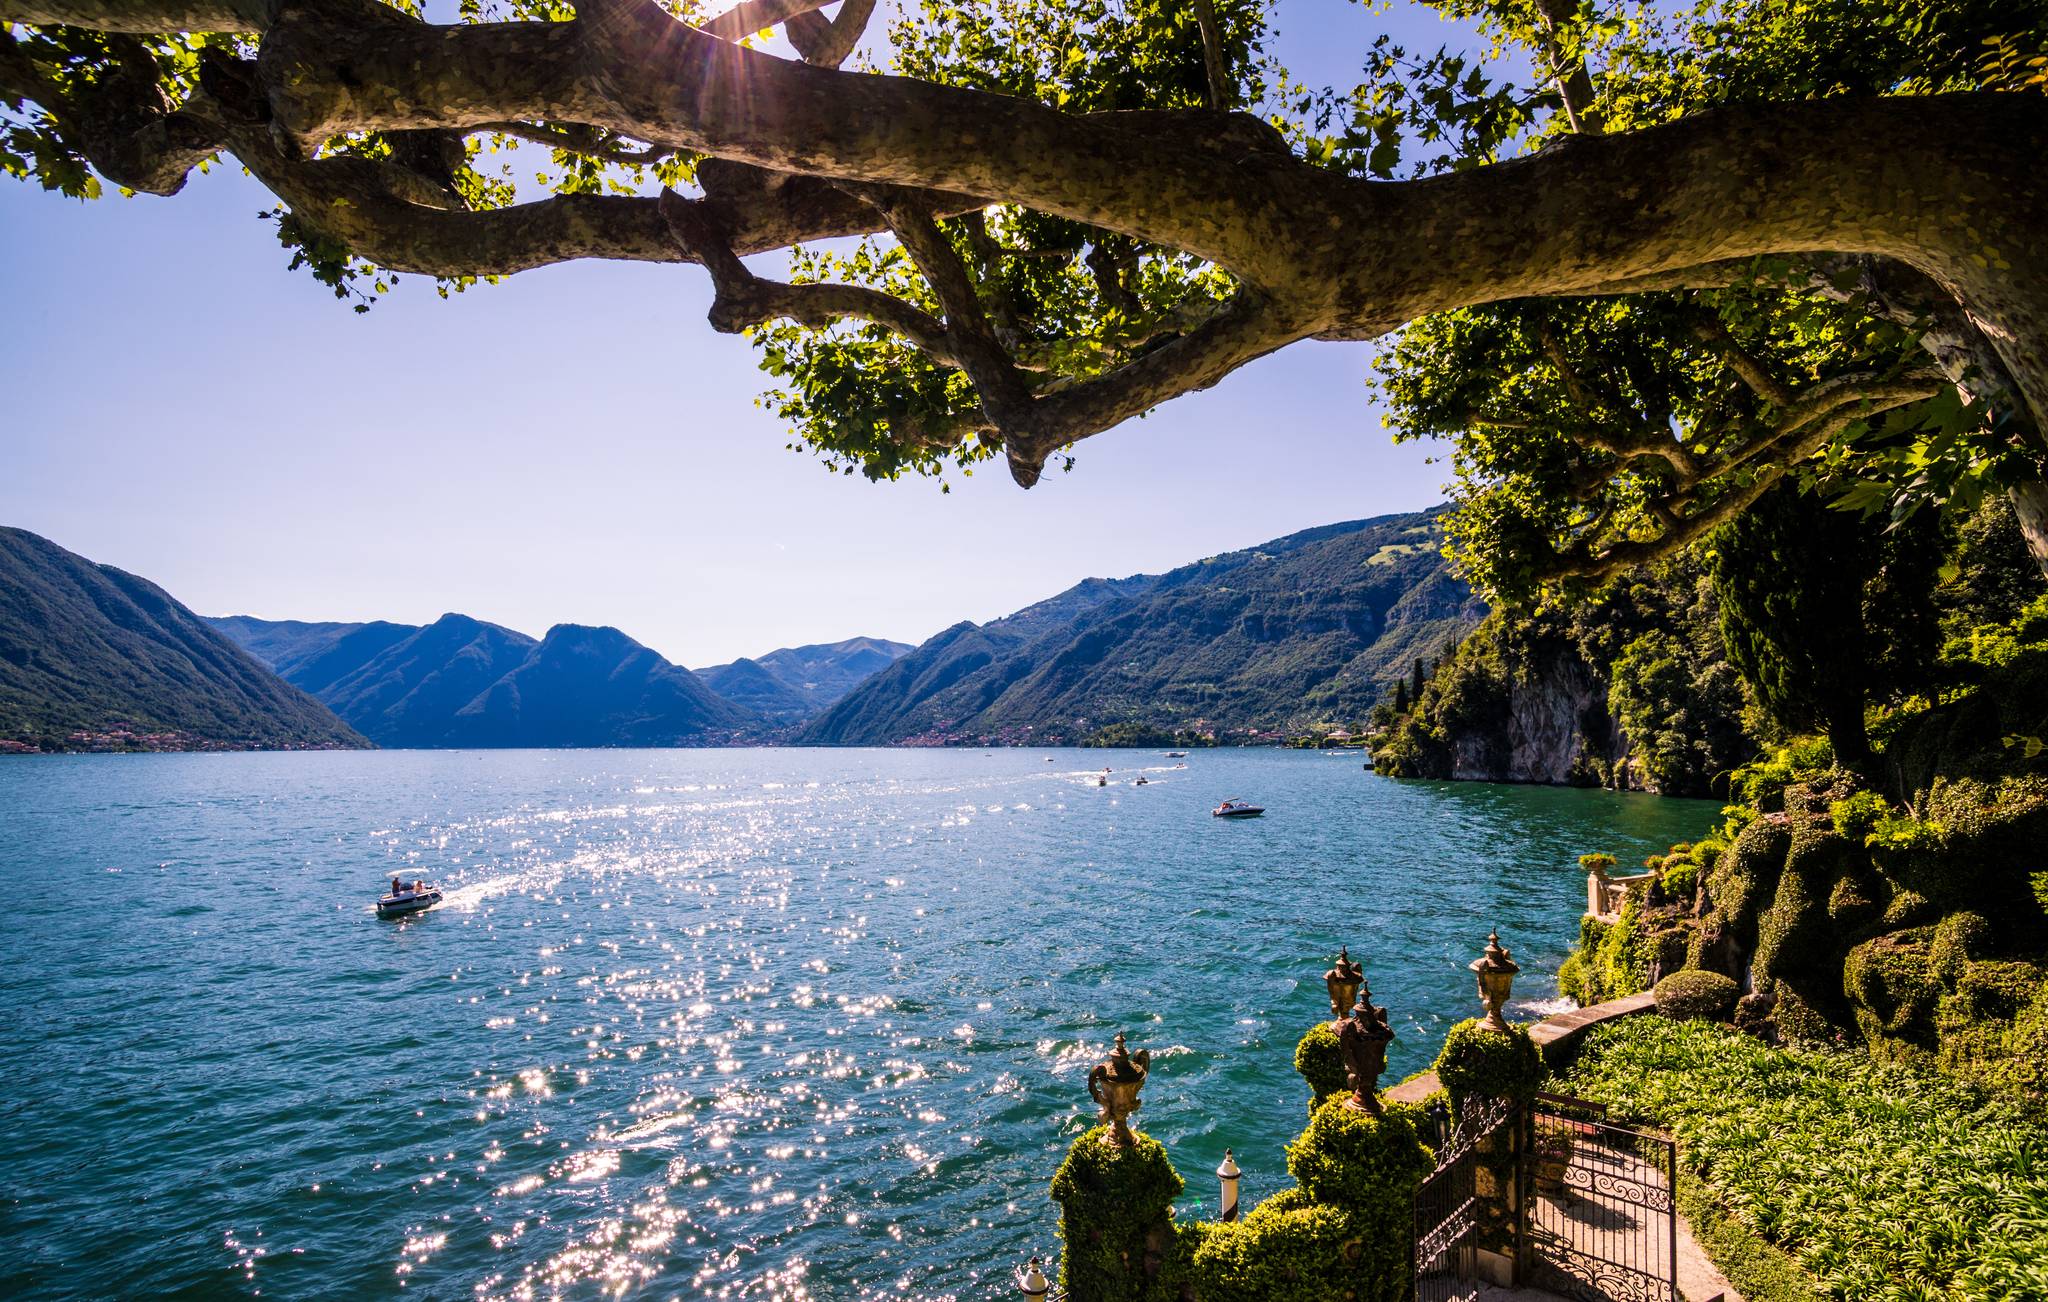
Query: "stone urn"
1324 946 1365 1025
1088 1033 1151 1146
1335 984 1395 1114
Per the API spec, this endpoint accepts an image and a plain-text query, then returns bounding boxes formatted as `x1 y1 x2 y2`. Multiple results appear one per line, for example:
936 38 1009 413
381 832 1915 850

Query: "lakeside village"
0 724 361 754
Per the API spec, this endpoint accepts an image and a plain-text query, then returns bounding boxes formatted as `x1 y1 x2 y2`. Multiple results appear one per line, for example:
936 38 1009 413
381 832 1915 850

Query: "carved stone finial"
1323 945 1365 1022
1470 928 1521 1033
1335 984 1395 1114
1087 1032 1151 1146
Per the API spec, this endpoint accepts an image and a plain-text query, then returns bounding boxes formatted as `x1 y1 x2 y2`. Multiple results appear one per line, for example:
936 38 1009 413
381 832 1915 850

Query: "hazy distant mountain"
214 613 751 747
0 528 364 751
696 636 913 724
800 511 1482 745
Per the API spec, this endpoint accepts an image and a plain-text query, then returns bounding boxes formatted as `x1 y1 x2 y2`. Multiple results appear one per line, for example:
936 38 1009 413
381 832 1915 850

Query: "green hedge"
1292 1021 1347 1112
1652 969 1738 1021
1561 1016 2048 1301
1431 1018 1542 1116
1053 1030 1436 1301
1049 1126 1184 1301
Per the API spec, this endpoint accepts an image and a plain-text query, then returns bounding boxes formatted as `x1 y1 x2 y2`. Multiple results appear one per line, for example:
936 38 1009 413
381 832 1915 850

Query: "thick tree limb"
698 0 831 42
659 186 960 366
0 0 266 31
783 0 873 69
6 0 2045 493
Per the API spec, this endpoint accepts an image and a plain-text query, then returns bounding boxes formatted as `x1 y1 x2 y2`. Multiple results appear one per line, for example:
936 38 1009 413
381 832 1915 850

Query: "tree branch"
784 0 874 69
1191 0 1230 112
658 186 959 366
0 0 267 31
479 119 673 165
1690 312 1795 408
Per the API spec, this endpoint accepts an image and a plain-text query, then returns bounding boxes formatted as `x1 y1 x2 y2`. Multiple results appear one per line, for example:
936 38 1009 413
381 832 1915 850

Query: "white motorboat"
1212 798 1265 819
377 882 443 918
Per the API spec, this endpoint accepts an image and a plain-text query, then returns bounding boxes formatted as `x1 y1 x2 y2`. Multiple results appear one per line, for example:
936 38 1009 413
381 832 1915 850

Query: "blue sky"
0 0 1479 666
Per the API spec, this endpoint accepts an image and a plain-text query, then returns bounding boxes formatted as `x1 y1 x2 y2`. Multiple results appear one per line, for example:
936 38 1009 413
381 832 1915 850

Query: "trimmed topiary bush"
1653 969 1739 1022
1293 1021 1346 1112
1049 1127 1183 1300
1284 1097 1435 1207
1432 1019 1543 1116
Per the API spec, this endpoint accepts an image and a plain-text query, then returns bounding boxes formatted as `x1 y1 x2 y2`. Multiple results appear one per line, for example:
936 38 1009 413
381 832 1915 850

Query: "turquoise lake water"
0 748 1715 1300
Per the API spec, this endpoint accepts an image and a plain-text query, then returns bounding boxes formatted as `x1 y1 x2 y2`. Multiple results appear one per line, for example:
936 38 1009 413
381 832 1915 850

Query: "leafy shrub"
1830 789 1890 841
1284 1097 1434 1207
1689 838 1725 870
1579 852 1617 875
1659 856 1700 901
1730 737 1836 809
1653 970 1738 1021
1867 809 1943 852
1432 1019 1542 1114
1293 1022 1346 1111
1562 1017 2048 1302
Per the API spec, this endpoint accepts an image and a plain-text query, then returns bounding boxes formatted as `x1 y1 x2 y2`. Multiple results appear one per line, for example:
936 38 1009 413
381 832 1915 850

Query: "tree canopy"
3 0 2045 577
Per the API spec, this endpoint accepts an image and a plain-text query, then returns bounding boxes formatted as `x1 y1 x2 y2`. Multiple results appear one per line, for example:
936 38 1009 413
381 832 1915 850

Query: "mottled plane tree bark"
2 0 2044 572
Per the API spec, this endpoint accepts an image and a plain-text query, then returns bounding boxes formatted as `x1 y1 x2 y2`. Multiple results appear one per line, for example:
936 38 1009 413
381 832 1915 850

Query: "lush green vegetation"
1054 1014 1437 1302
1431 1019 1543 1116
1555 549 2048 1106
1563 1017 2048 1301
807 511 1480 745
0 528 363 752
1652 970 1738 1021
1083 721 1219 749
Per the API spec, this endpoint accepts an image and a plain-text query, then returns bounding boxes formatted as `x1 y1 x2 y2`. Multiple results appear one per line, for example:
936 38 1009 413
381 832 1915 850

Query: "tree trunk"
1828 697 1874 779
2011 480 2048 582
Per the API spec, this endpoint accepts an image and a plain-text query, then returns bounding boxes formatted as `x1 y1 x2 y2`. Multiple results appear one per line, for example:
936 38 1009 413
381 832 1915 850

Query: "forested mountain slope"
0 529 364 751
802 511 1482 745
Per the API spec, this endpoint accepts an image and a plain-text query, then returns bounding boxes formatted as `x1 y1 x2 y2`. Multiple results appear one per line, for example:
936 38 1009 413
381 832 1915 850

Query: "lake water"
0 748 1713 1300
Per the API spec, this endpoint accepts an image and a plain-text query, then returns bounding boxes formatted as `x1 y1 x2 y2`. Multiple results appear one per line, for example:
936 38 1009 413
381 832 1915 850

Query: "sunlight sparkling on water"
0 749 1714 1299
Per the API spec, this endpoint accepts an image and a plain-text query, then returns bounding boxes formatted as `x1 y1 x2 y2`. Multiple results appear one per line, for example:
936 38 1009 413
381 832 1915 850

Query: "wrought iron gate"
1411 1093 1677 1302
1411 1093 1516 1302
1523 1095 1678 1302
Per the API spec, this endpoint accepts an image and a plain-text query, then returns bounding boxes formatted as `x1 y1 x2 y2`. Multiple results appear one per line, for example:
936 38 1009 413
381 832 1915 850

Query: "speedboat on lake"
377 882 442 918
1164 751 1188 758
1212 798 1265 818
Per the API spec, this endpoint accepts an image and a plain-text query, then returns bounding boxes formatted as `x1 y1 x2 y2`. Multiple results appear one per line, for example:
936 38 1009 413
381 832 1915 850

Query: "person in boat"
414 879 426 894
391 876 403 896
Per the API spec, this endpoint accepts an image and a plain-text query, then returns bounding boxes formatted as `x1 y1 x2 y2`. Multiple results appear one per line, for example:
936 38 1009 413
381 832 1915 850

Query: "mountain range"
694 638 915 724
801 510 1482 745
3 510 1477 751
0 528 363 751
206 616 905 748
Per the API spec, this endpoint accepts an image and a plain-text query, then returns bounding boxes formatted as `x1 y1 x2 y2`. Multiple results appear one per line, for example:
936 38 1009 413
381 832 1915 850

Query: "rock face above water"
0 528 365 751
1372 554 1755 797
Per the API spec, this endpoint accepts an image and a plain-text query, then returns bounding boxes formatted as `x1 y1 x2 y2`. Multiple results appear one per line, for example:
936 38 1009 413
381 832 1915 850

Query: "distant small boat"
377 883 442 918
1212 799 1264 819
1164 751 1188 758
1134 776 1150 786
